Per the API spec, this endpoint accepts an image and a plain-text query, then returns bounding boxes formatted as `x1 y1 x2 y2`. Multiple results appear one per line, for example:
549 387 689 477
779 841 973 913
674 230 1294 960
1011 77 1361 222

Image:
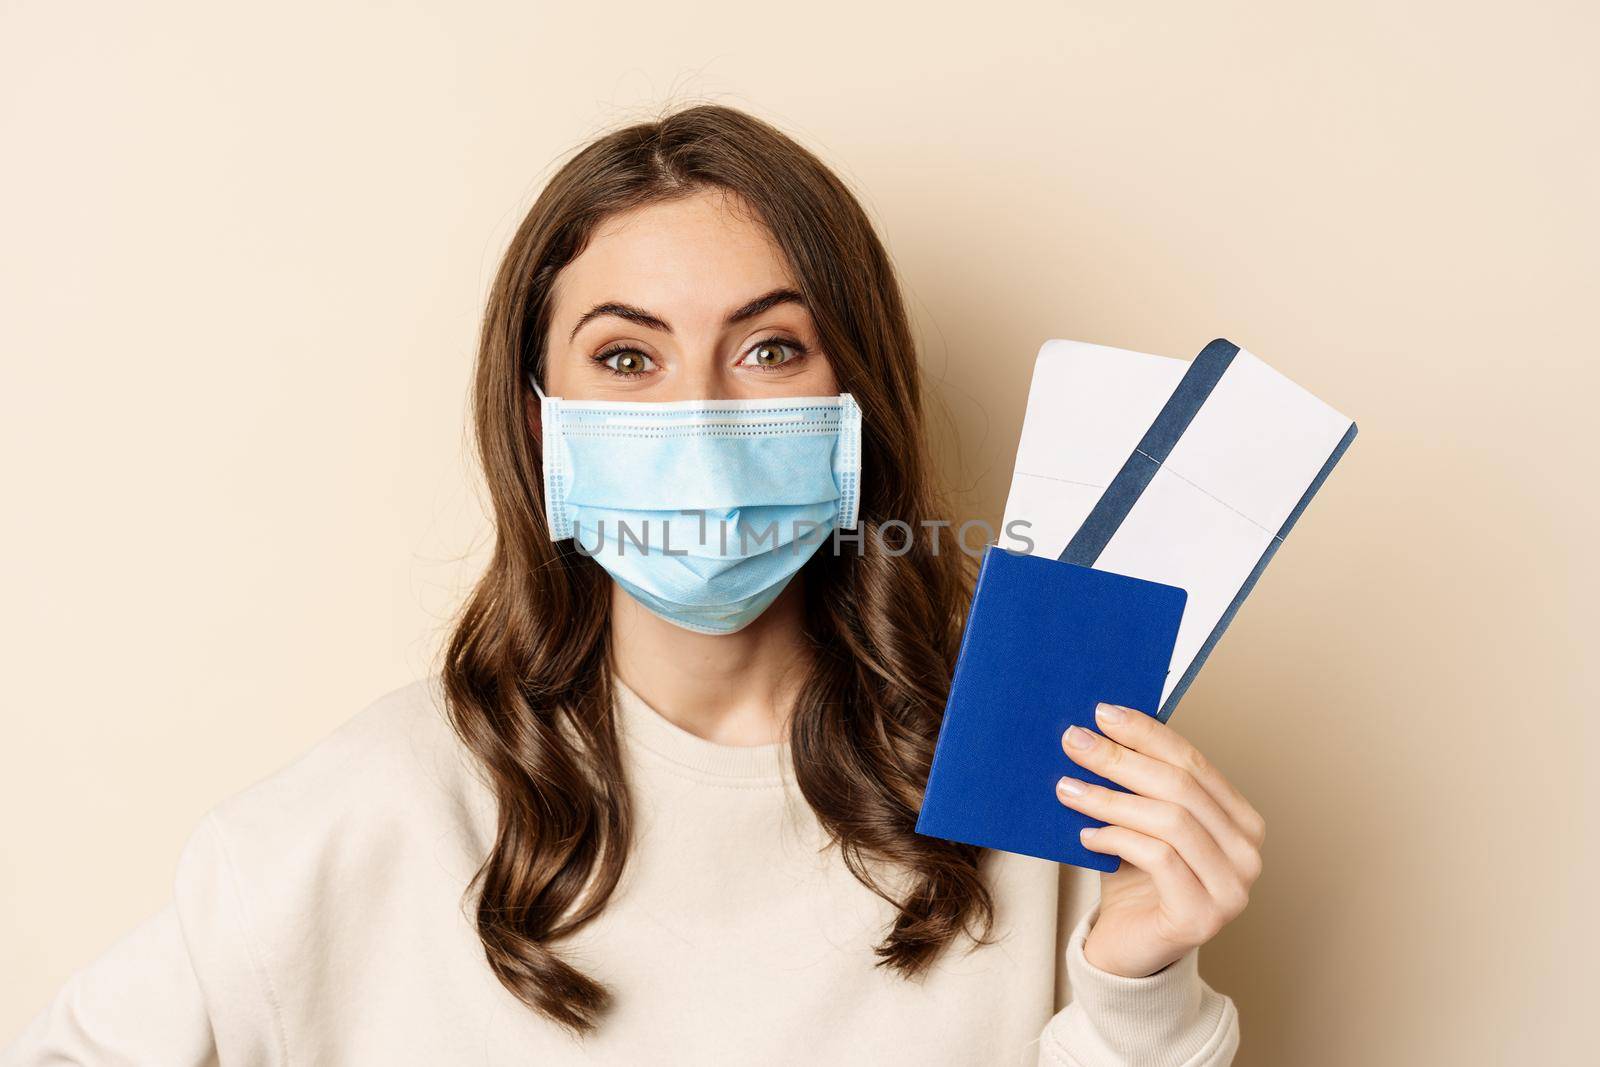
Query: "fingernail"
1079 826 1098 842
1056 776 1085 797
1066 725 1095 749
1095 703 1125 725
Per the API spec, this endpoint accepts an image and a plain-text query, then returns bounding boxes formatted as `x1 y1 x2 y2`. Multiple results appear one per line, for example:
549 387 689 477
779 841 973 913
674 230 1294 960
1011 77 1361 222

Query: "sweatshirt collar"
611 673 793 783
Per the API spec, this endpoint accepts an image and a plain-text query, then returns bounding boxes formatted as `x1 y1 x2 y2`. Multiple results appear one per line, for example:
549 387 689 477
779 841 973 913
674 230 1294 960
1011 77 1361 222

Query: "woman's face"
541 187 839 401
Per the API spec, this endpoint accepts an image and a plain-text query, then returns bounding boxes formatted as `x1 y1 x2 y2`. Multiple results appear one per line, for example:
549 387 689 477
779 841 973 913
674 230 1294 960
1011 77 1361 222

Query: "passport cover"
914 546 1187 872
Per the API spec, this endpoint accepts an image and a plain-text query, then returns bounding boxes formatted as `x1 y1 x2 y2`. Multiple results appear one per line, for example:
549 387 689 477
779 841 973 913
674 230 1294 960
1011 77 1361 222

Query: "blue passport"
914 546 1187 872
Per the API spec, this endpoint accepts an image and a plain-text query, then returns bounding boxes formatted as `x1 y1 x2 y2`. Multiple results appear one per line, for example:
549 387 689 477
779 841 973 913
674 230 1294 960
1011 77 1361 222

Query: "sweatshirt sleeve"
1035 907 1239 1067
0 902 218 1067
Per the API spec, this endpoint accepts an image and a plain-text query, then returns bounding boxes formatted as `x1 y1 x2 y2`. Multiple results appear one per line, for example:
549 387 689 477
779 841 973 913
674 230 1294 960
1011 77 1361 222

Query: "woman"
5 104 1260 1066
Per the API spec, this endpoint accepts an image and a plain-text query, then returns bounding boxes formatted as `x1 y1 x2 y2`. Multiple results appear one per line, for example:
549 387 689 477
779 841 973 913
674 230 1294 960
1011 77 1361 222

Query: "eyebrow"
566 287 807 343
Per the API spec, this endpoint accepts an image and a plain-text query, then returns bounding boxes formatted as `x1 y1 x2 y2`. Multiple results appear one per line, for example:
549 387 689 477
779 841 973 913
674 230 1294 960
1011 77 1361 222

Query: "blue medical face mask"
528 373 862 635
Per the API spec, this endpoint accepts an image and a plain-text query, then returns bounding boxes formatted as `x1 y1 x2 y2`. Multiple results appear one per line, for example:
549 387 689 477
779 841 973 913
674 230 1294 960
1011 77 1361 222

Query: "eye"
592 346 656 376
738 335 809 370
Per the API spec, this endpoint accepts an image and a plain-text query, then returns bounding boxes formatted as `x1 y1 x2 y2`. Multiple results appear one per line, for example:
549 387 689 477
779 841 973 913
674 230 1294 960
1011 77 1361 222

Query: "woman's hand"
1054 702 1265 979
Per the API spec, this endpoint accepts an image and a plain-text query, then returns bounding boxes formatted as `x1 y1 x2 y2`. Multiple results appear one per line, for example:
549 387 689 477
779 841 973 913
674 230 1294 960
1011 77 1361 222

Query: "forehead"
551 188 798 317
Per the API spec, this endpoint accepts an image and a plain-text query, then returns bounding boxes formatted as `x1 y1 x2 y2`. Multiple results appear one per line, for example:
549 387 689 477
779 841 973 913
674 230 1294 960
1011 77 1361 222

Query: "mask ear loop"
527 368 568 539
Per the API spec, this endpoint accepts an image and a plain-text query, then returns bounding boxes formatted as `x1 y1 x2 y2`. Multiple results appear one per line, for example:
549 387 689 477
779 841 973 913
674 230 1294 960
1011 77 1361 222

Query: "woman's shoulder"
199 675 487 831
171 675 495 924
165 677 497 1054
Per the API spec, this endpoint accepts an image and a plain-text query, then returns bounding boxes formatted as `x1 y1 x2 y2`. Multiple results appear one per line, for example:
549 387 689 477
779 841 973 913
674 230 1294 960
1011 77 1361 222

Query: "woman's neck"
607 580 812 747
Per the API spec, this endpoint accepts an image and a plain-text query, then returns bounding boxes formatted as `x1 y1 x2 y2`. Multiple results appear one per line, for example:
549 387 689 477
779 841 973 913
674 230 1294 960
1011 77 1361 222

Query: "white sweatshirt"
4 676 1239 1066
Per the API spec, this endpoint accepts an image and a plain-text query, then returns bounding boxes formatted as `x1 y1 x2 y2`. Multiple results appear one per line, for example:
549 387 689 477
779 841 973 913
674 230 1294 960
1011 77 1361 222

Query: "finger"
1077 824 1219 938
1057 777 1247 911
1093 703 1267 849
1062 722 1260 881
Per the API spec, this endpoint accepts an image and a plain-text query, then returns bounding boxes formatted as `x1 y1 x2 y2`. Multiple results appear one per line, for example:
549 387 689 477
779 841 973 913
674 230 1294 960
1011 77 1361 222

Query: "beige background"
2 1 1594 1062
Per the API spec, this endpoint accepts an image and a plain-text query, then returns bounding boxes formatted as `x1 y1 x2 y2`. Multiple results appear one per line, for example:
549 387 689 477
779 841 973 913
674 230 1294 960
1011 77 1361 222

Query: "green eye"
597 349 655 376
740 337 808 369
